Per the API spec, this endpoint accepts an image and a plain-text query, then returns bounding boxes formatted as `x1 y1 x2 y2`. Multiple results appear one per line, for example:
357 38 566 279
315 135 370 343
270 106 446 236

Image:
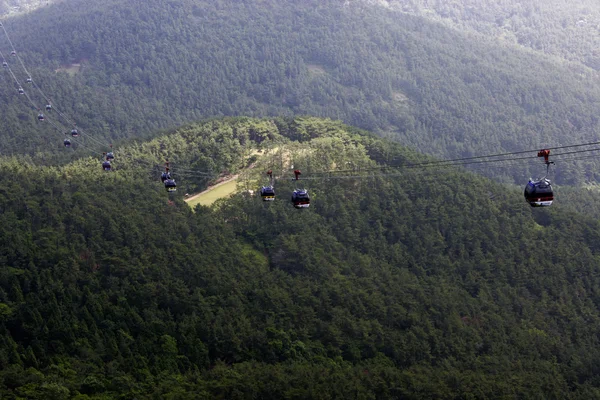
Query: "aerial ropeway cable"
307 139 600 177
4 20 600 206
0 24 119 172
0 48 25 94
144 141 600 208
1 49 108 156
0 20 112 154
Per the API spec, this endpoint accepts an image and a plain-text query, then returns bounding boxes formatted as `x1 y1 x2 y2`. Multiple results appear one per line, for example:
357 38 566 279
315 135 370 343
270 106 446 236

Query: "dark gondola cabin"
524 178 553 207
260 186 275 201
71 128 79 137
26 78 32 83
102 160 111 171
106 152 114 160
37 113 44 121
45 104 52 111
2 62 7 68
161 172 171 182
164 179 177 192
291 189 310 208
64 139 71 147
18 87 24 94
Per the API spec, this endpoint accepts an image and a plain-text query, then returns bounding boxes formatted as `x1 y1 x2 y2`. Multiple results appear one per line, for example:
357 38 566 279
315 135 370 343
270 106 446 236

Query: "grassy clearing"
307 64 327 75
185 177 239 208
184 146 287 210
55 64 81 75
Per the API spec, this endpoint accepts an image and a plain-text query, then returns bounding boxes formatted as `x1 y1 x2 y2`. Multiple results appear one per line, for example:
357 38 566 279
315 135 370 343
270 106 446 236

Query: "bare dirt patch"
307 64 327 75
55 64 81 75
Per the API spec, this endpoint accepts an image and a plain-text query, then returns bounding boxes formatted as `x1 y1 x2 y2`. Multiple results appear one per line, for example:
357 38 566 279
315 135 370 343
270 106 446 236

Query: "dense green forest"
2 117 600 398
2 0 600 398
381 0 600 70
1 0 600 184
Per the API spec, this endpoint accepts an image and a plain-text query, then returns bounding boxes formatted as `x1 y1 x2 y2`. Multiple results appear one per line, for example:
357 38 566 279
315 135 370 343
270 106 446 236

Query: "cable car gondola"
524 178 553 207
290 169 309 208
524 149 554 207
164 179 177 192
292 189 310 208
18 87 24 94
101 152 111 171
37 113 44 121
71 128 79 137
105 144 114 160
101 152 112 171
63 138 71 148
10 51 16 57
2 62 7 68
260 169 275 201
161 161 172 183
161 160 176 192
260 186 275 201
45 104 52 111
161 171 172 182
26 77 32 83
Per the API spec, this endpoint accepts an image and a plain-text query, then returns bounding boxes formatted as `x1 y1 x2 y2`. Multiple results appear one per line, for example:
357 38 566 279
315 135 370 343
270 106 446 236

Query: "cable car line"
2 51 104 154
0 22 33 83
1 18 599 206
2 51 68 143
389 146 600 171
310 140 600 176
41 134 600 205
152 145 600 183
403 140 600 167
39 113 104 154
0 48 25 93
0 21 111 152
164 167 213 176
1 59 109 163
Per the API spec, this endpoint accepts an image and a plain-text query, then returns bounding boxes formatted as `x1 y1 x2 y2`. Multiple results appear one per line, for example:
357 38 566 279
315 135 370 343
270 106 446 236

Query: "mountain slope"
1 118 600 398
367 0 600 70
0 0 53 16
0 0 599 185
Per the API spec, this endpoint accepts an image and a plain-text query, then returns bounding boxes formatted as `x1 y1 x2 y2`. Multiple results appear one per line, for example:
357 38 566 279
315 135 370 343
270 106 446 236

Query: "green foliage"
0 117 600 397
394 0 600 70
0 0 599 184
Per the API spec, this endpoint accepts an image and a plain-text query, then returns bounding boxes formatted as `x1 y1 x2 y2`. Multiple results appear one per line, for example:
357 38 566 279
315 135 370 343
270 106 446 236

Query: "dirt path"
184 174 240 203
183 149 266 206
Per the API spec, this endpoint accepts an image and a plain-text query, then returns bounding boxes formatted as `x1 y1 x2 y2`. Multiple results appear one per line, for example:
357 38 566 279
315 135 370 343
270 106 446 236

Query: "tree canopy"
1 117 600 398
0 0 599 184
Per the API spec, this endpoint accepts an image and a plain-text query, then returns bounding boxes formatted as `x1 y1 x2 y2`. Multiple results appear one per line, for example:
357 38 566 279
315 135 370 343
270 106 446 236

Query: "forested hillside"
0 0 51 16
1 0 600 184
373 0 600 70
2 118 600 398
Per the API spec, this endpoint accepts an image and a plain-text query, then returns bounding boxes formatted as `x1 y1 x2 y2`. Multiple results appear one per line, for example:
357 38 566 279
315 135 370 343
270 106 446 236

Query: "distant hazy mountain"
0 0 599 185
353 0 600 70
0 0 56 16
